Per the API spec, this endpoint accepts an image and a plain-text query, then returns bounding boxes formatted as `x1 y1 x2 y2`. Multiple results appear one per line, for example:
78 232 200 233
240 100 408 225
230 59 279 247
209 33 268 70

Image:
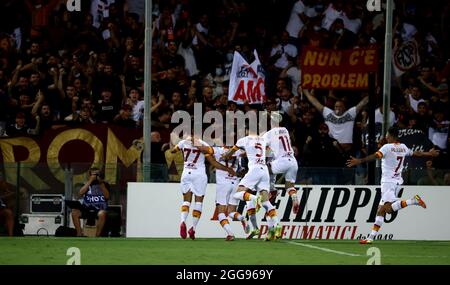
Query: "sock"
191 202 202 230
265 213 273 229
368 215 384 240
234 191 256 202
391 198 415 212
246 205 258 230
249 214 258 230
218 213 234 236
262 201 279 228
180 201 190 223
228 211 244 221
287 187 297 197
270 174 276 191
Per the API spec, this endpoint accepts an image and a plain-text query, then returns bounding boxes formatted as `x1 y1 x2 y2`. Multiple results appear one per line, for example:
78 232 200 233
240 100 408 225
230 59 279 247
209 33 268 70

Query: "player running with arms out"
262 112 300 215
171 136 235 240
223 127 281 241
213 146 249 241
347 127 439 244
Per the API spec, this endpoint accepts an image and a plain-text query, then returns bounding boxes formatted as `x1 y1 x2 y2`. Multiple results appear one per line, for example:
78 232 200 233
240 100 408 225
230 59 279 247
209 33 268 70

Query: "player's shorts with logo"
180 170 207 196
379 182 401 205
216 178 240 206
269 157 298 183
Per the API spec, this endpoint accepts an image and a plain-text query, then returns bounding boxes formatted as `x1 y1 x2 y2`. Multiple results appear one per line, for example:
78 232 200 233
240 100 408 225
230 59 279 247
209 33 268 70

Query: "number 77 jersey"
176 138 212 173
377 142 413 184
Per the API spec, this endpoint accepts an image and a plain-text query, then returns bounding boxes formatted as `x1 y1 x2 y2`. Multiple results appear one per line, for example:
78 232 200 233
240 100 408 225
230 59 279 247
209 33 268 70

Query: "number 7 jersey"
377 142 413 184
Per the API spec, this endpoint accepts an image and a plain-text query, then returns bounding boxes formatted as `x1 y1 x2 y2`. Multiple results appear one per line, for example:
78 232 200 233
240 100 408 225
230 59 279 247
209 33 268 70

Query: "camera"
93 172 104 179
90 171 104 185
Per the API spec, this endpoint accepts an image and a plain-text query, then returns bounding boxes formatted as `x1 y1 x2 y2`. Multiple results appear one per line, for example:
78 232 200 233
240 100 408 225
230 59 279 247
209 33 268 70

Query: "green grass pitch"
1 237 450 265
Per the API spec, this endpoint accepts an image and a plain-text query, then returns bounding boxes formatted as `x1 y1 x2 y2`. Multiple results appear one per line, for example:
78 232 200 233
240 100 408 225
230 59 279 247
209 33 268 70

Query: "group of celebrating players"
170 112 297 241
170 110 440 243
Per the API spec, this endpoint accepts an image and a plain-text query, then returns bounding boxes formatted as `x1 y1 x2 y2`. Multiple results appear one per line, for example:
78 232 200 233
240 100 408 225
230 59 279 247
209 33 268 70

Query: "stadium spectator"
269 31 298 70
276 87 294 114
69 106 96 126
279 57 301 97
150 131 170 182
404 84 426 114
95 89 118 123
428 109 449 150
5 112 38 137
418 160 449 186
303 122 346 184
302 88 368 154
0 0 448 189
71 167 110 237
361 103 396 129
414 101 433 133
285 0 319 46
113 104 137 128
126 88 144 125
291 108 319 155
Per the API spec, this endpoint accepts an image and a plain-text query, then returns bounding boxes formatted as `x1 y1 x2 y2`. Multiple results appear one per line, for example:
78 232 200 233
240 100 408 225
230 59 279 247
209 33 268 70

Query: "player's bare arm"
222 146 239 161
206 155 236 176
412 148 440 157
196 145 212 155
346 153 379 167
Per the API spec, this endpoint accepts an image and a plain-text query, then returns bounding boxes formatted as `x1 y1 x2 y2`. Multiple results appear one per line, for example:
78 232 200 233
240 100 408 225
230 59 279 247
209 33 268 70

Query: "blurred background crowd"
0 0 449 185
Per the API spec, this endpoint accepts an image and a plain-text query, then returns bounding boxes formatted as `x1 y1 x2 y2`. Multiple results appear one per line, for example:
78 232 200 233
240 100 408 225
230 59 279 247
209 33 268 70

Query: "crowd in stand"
0 0 449 183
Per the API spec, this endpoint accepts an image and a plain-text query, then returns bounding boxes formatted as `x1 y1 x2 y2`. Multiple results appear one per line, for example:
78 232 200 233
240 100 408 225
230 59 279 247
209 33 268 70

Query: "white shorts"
379 182 401 205
180 170 207 197
270 157 298 183
216 180 240 206
239 165 270 192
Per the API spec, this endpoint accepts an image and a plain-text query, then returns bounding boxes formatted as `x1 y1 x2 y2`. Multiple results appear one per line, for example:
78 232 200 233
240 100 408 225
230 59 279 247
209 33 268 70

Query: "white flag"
228 50 266 104
393 40 421 77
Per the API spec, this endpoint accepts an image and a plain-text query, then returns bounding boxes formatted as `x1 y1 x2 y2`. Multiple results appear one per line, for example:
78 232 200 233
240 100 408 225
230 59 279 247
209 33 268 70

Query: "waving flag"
228 50 266 104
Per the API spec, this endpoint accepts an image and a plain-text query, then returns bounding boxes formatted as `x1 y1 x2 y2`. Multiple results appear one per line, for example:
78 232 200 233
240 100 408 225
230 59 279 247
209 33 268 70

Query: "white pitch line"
383 254 449 259
285 241 362 257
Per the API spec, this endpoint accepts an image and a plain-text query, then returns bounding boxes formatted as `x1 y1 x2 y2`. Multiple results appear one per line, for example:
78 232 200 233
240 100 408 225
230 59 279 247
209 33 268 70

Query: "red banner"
300 47 378 90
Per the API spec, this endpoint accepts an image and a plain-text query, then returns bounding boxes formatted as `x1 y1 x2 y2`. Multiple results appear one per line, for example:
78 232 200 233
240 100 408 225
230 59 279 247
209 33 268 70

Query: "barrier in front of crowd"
127 183 450 240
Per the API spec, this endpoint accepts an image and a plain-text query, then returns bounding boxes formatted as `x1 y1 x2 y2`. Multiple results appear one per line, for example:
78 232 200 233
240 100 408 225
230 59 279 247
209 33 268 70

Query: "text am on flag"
228 50 266 104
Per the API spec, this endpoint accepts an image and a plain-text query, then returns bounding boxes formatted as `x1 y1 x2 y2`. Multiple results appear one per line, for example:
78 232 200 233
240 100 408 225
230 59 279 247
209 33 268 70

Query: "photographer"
71 167 110 237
